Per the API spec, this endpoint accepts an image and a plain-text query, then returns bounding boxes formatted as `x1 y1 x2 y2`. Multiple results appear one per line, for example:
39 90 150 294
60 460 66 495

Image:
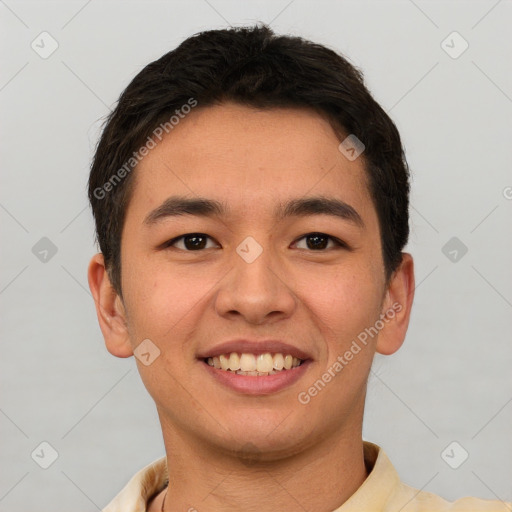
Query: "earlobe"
87 253 133 358
375 253 415 356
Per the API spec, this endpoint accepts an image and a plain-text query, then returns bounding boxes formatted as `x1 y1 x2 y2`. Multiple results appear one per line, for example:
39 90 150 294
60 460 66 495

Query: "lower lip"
201 360 311 395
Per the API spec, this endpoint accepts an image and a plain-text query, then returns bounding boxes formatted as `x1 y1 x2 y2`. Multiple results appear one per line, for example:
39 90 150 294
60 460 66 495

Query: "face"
90 102 413 461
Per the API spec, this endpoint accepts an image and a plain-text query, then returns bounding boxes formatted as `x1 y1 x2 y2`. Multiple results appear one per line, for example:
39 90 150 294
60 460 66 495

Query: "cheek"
302 265 382 351
121 260 199 344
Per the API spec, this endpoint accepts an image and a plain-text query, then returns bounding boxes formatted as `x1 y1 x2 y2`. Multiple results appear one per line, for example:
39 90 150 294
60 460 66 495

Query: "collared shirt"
102 441 510 511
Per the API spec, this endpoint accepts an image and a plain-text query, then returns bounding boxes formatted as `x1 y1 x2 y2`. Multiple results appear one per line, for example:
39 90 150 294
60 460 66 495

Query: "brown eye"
306 234 329 250
165 233 218 251
294 233 346 251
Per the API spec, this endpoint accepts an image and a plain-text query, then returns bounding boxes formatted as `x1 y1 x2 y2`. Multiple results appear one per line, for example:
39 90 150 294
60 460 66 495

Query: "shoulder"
349 442 511 512
102 456 168 512
393 480 511 511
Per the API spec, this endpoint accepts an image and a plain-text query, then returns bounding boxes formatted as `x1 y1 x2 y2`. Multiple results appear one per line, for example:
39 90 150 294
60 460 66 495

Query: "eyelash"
162 232 349 252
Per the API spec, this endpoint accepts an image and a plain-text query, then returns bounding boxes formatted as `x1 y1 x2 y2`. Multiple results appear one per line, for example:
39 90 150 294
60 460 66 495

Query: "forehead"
128 103 375 224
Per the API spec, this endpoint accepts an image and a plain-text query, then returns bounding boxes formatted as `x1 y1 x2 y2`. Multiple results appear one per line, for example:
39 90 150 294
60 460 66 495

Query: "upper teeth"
206 353 302 373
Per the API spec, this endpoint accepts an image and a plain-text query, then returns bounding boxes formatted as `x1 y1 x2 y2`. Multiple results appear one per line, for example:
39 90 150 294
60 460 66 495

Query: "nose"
214 240 296 325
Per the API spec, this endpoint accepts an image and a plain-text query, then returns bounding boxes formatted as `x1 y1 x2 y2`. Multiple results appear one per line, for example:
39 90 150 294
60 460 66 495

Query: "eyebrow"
276 196 364 228
143 195 364 228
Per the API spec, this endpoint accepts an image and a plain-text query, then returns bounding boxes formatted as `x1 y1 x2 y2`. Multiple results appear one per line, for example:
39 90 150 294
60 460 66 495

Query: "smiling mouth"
204 352 303 376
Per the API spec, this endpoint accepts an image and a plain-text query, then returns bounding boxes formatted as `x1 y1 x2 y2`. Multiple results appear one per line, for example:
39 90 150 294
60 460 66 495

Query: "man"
87 25 510 511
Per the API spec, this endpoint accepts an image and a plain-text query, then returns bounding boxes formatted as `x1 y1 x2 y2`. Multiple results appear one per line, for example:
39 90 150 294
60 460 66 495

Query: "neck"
157 414 368 512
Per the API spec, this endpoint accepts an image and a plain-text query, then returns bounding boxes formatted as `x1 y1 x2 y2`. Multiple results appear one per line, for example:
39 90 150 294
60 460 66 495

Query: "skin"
88 103 414 512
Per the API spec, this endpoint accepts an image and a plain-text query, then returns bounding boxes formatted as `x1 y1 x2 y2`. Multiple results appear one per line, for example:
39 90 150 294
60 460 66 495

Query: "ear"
375 252 415 356
87 253 133 358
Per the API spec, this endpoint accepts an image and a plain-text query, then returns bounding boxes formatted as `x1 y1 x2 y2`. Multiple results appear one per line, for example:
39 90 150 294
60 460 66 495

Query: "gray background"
1 0 511 510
